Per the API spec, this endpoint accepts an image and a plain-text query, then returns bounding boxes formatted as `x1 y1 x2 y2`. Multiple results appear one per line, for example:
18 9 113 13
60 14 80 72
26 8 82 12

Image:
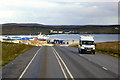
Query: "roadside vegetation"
69 41 120 58
2 42 34 66
95 41 119 58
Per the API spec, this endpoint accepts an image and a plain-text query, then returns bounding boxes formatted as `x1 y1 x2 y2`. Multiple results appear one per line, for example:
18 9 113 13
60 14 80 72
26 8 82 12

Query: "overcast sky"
0 0 119 25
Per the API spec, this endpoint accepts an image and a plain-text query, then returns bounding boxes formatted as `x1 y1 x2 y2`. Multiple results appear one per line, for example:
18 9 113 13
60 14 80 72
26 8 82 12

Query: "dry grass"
69 44 78 48
96 41 120 58
2 42 34 66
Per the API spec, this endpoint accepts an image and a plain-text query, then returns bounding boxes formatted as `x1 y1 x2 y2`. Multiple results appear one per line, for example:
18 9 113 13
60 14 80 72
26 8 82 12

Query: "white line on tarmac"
52 47 74 80
18 46 42 80
102 67 108 70
52 48 68 80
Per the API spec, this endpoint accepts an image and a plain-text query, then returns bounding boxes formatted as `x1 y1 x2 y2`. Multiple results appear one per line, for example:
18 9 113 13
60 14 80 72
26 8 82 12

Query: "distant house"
50 30 58 33
71 31 78 34
50 30 53 33
53 31 58 33
64 31 71 34
58 31 63 34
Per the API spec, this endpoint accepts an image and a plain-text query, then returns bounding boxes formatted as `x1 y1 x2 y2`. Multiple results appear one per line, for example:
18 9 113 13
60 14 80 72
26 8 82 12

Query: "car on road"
78 35 95 54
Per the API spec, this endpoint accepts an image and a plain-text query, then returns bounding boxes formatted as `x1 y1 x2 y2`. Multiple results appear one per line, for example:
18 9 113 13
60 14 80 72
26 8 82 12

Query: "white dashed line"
79 54 84 56
102 67 108 70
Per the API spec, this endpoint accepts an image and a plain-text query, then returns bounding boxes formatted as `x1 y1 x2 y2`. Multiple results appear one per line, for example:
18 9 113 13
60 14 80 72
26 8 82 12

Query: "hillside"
2 23 120 35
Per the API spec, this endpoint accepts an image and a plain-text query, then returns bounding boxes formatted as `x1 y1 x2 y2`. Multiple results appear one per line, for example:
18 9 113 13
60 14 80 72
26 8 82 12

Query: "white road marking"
79 54 84 56
52 48 68 80
52 47 74 80
18 46 42 80
102 67 108 70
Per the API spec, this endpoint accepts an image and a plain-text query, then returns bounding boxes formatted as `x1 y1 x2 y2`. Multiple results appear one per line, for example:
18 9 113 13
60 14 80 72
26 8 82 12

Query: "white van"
78 35 95 54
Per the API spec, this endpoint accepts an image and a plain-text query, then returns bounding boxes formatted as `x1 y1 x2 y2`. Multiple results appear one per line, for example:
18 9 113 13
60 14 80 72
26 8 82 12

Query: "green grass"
2 42 34 66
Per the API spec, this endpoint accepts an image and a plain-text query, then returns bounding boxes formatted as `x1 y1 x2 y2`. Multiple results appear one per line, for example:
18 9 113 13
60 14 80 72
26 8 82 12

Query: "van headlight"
93 47 95 50
81 46 84 49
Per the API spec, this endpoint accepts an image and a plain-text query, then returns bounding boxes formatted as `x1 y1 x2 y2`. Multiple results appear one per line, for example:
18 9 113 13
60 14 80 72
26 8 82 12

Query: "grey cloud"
0 1 118 25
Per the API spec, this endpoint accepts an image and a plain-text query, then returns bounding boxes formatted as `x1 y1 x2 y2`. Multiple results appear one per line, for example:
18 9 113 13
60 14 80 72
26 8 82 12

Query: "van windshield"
82 41 94 45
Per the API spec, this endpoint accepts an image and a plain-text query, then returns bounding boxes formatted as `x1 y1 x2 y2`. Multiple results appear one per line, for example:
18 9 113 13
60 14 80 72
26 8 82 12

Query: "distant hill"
2 23 120 35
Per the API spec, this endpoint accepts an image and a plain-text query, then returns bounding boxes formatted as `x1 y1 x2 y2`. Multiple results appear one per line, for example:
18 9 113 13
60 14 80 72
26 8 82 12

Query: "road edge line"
18 46 42 80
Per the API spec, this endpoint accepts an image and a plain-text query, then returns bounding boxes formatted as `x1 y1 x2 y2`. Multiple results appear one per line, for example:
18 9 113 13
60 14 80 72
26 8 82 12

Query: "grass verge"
1 42 34 66
95 41 120 58
69 41 120 58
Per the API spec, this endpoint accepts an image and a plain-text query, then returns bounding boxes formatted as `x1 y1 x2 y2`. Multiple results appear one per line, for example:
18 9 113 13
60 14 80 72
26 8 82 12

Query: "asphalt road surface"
2 46 119 79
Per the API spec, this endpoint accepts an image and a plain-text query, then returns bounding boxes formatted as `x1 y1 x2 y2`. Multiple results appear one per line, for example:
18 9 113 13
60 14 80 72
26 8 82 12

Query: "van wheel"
80 50 83 54
78 49 80 53
92 52 95 55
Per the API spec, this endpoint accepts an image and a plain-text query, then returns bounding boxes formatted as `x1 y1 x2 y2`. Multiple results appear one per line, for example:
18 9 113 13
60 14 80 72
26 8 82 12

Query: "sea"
49 34 119 43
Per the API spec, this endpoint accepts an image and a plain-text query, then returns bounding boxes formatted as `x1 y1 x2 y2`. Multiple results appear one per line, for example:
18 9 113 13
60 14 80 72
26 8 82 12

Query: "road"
18 46 118 79
2 46 119 79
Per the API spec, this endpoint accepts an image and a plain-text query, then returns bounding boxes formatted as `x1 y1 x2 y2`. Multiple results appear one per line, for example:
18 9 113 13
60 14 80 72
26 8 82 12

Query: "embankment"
2 42 34 66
